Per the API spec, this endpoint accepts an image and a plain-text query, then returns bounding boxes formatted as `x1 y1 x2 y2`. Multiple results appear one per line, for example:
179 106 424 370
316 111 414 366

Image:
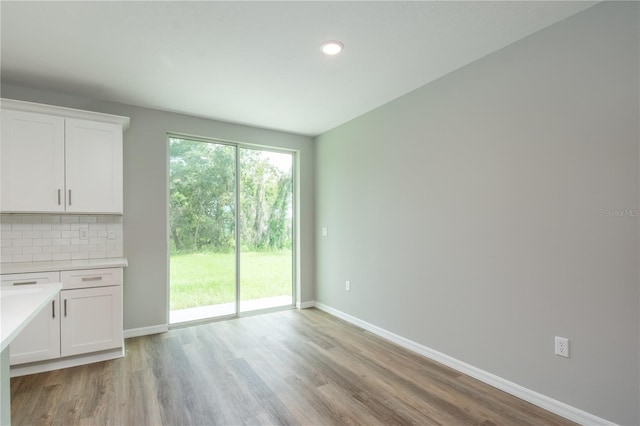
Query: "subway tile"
22 246 42 254
21 231 43 239
12 254 33 262
1 214 21 223
2 214 124 265
52 253 71 261
1 231 22 239
32 224 52 231
41 215 62 224
52 238 71 246
33 253 53 262
3 247 22 255
61 215 80 223
42 231 62 238
12 224 33 231
13 239 33 247
97 216 114 223
20 215 42 224
33 238 53 246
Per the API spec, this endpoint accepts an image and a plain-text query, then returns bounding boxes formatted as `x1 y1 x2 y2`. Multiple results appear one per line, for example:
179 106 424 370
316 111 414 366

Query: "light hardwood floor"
11 308 575 425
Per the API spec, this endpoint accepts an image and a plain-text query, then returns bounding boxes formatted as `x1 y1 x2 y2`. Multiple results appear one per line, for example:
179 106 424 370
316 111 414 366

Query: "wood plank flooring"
11 308 575 425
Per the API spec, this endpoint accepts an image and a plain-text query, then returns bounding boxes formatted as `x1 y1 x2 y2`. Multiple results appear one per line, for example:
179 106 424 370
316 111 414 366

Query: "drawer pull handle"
64 299 67 317
68 189 72 206
52 300 55 319
14 281 37 286
58 189 61 205
81 276 103 282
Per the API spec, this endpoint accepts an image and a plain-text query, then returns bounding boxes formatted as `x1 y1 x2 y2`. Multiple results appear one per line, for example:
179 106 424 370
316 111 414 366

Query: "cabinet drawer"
1 271 60 287
61 268 122 290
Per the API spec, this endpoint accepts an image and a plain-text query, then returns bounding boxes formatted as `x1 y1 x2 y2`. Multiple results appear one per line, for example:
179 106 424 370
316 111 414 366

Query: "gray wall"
315 2 639 424
0 83 315 331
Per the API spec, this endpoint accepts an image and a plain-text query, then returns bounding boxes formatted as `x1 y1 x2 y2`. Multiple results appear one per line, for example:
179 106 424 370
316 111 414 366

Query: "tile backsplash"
0 214 123 263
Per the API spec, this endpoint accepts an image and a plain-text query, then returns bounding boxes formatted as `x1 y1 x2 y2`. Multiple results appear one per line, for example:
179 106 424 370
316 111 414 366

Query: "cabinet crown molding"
1 98 130 130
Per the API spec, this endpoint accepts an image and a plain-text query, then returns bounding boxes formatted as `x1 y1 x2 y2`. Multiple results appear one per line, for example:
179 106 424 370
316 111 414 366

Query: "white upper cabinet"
1 110 66 212
0 99 129 214
65 119 123 213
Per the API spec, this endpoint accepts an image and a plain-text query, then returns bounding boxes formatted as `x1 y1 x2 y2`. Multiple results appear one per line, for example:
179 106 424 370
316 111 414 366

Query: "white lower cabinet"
1 268 123 369
61 285 122 357
9 295 61 365
1 272 61 365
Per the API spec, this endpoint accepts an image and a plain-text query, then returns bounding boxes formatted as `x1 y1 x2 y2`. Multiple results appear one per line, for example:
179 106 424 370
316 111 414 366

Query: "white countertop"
0 257 128 275
0 283 62 352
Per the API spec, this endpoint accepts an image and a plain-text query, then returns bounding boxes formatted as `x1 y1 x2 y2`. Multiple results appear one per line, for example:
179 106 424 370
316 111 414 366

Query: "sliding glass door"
169 137 294 324
239 148 293 313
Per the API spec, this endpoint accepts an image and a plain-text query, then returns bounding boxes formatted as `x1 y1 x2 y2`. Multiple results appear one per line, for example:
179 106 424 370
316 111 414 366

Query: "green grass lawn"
170 250 292 311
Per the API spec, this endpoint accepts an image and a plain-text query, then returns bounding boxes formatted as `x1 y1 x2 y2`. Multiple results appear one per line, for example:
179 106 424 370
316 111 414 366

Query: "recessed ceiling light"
321 41 344 56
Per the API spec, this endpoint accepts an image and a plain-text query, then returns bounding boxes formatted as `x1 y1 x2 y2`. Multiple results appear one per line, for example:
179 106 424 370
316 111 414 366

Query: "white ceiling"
1 1 597 136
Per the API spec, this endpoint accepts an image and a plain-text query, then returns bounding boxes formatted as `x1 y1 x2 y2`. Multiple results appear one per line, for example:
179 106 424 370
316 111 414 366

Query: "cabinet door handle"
52 300 55 319
68 189 72 206
64 299 67 317
58 189 61 205
81 276 103 282
14 281 37 286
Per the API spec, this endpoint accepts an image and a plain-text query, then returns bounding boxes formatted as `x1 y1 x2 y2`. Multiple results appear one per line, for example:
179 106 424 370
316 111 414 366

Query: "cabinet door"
9 295 61 365
0 110 65 212
60 286 123 357
65 118 123 214
2 271 62 365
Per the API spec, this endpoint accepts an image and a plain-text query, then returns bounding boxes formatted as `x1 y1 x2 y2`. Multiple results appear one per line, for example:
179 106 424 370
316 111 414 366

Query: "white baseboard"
296 300 316 309
123 324 169 338
313 302 616 426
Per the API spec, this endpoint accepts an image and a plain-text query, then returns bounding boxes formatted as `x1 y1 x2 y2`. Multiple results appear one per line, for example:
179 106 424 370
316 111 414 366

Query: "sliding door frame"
167 133 297 327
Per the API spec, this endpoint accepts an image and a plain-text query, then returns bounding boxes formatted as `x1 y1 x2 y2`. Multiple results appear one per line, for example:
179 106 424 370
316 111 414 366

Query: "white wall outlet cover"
79 226 89 240
322 227 328 237
555 336 569 358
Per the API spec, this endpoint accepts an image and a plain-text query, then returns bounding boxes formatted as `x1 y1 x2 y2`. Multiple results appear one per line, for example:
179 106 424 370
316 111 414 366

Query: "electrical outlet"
79 226 89 241
345 281 351 291
555 336 569 358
